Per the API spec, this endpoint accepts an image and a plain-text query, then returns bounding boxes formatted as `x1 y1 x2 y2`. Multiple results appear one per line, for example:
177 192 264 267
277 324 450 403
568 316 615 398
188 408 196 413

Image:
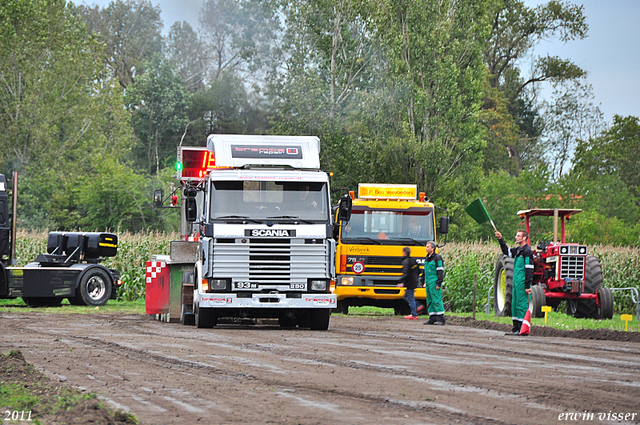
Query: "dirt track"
2 312 640 425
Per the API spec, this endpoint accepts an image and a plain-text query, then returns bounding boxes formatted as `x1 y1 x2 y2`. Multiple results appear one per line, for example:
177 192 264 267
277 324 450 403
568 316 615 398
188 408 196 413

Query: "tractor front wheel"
493 255 514 317
597 287 614 320
530 285 546 318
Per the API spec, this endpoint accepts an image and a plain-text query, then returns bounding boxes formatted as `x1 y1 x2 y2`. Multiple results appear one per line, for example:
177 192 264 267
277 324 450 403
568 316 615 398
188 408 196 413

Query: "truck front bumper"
198 293 336 308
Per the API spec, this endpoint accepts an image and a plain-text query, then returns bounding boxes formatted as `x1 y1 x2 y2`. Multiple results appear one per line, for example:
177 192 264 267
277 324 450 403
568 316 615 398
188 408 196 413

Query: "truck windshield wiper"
266 215 314 224
340 237 383 245
395 237 423 245
216 215 263 224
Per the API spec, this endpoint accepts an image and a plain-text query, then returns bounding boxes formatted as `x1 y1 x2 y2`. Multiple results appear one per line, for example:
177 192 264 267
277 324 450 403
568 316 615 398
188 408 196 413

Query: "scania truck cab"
146 134 344 330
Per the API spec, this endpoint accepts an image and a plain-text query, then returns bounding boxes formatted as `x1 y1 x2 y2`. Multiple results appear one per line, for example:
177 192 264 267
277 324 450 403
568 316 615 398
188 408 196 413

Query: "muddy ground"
1 312 639 425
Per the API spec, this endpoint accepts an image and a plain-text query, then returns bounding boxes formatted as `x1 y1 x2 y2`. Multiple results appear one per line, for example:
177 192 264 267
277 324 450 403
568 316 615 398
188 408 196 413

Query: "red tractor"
493 208 614 320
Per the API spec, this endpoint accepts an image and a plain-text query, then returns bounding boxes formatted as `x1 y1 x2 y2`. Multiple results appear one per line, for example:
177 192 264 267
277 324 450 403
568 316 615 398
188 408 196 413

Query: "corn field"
10 232 640 314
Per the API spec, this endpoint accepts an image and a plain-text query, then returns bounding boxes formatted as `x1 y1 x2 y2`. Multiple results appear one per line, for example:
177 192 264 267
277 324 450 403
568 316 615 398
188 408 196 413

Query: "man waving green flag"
464 198 497 231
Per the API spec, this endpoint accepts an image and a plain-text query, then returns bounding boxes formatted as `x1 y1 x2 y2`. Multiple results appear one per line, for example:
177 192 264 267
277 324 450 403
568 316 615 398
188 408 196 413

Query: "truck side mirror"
153 189 163 208
184 188 198 222
439 216 449 235
337 195 352 223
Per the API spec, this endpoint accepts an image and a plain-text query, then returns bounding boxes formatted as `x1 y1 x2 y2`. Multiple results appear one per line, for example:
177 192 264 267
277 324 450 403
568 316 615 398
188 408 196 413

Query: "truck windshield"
209 180 329 222
341 207 434 245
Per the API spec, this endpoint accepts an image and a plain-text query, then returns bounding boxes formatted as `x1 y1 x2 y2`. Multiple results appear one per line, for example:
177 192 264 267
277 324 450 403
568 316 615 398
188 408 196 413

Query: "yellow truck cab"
333 184 448 315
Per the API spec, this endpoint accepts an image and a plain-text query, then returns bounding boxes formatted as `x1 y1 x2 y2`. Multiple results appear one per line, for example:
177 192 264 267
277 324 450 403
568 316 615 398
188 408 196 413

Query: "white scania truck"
146 134 351 330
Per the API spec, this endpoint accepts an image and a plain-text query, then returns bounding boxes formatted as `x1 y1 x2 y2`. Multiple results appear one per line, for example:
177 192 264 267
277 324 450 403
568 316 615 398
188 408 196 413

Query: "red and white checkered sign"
146 261 167 283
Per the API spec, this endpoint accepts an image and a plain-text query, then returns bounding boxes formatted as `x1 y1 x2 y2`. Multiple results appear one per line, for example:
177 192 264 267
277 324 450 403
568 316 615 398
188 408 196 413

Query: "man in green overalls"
423 241 446 325
495 229 534 335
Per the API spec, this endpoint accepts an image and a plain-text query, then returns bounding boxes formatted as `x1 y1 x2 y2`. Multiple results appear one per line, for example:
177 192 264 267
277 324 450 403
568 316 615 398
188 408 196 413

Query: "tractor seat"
537 241 551 252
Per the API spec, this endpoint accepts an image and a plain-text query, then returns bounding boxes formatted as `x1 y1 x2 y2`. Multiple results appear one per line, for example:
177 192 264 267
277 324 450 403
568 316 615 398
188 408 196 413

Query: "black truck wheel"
278 313 298 328
335 300 349 314
77 268 112 306
309 308 331 330
597 287 614 320
493 255 514 317
530 285 546 318
195 305 217 328
575 255 604 319
22 297 62 307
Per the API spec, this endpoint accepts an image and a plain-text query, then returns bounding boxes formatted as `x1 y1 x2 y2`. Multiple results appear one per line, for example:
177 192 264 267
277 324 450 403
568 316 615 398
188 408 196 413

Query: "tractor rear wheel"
530 285 546 318
575 255 604 319
493 255 514 317
597 287 614 320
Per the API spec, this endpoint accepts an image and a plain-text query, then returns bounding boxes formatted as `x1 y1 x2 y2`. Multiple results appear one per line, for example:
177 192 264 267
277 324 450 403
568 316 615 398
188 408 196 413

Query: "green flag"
464 198 496 230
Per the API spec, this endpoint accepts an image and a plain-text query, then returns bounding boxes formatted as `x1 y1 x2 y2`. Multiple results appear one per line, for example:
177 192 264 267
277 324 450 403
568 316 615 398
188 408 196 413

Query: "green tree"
76 0 164 88
199 0 278 84
0 0 103 168
482 0 588 174
484 0 587 94
125 54 190 175
573 115 640 198
166 21 208 93
542 79 605 181
0 0 141 231
365 0 490 202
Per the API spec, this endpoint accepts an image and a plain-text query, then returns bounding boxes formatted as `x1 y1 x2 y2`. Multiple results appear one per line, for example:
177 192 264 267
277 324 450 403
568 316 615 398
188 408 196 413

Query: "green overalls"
424 253 445 316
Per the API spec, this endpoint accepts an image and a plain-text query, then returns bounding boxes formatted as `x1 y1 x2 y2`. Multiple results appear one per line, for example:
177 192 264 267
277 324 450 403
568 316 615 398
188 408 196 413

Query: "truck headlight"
310 280 327 291
209 279 228 291
340 277 354 286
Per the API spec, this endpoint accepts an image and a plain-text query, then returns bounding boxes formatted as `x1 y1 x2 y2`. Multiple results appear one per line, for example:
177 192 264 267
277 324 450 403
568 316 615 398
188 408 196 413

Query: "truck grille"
560 256 585 279
211 239 328 286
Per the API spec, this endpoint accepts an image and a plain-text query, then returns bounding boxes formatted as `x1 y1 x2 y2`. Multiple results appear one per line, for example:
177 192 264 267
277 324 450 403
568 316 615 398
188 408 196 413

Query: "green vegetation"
0 298 145 315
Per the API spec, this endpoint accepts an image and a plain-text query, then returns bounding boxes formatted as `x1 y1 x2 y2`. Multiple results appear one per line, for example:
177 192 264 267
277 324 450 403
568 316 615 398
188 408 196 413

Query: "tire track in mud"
69 316 640 419
3 312 640 425
2 314 511 424
22 327 507 423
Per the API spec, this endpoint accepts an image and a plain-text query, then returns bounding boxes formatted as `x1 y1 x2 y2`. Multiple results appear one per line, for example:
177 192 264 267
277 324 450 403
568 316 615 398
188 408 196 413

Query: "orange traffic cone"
520 303 532 336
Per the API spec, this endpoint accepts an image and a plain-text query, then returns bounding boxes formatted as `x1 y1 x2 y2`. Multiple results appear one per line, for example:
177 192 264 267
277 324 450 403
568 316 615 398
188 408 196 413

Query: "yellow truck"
333 184 449 314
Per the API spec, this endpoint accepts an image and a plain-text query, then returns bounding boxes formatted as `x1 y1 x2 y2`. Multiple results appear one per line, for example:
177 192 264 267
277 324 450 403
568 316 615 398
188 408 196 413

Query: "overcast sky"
81 0 640 123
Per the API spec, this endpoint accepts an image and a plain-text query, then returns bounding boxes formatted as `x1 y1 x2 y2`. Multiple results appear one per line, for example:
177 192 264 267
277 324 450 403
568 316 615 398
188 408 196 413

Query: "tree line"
0 0 638 245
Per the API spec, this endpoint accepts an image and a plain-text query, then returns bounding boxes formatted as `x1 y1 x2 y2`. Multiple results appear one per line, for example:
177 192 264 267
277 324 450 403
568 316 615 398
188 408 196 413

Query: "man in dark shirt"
397 247 420 320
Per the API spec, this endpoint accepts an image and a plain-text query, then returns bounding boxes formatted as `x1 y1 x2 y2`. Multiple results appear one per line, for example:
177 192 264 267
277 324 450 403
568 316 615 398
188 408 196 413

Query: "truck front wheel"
309 308 331 330
77 269 112 306
195 305 217 328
